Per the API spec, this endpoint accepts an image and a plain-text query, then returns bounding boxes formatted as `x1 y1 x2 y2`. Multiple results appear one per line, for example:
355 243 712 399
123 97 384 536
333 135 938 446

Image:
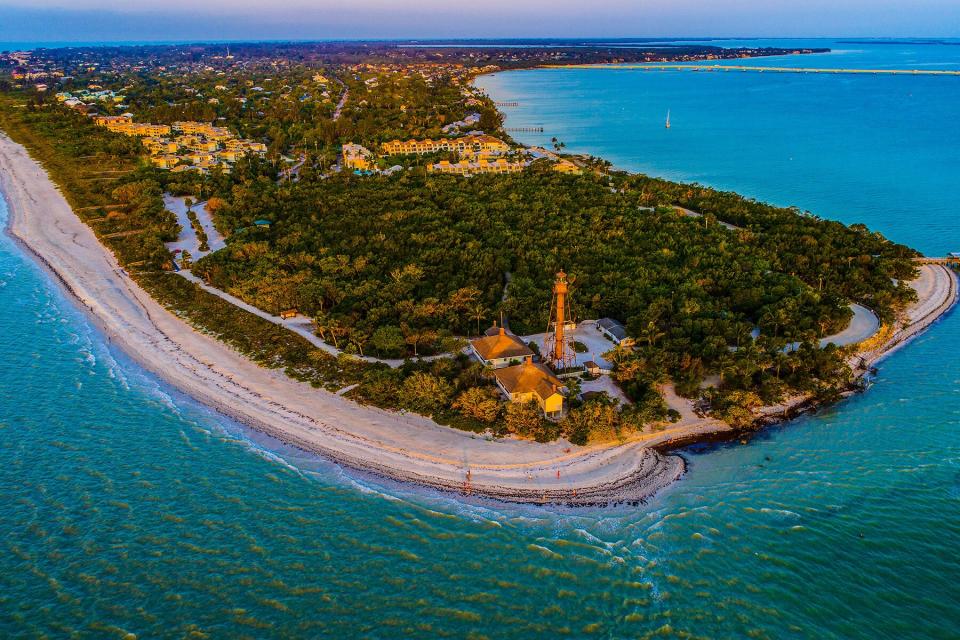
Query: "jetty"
504 126 544 133
550 64 960 77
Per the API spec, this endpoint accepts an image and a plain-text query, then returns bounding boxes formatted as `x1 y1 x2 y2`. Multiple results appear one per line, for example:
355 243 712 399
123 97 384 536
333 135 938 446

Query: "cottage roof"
494 359 564 402
598 318 628 341
483 322 503 337
471 327 533 361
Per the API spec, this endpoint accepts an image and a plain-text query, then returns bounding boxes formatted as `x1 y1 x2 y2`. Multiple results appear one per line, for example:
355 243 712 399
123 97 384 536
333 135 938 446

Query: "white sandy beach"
1 131 956 505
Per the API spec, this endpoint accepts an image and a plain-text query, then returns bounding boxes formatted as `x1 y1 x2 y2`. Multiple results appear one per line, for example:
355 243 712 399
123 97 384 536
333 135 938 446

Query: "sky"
0 0 958 43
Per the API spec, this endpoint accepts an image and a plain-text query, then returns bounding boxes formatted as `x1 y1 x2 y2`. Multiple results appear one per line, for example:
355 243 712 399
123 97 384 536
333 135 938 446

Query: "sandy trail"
1 131 955 505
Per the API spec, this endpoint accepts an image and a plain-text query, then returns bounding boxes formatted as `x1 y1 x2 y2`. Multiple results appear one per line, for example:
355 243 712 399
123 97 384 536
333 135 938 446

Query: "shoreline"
0 130 683 506
1 129 956 507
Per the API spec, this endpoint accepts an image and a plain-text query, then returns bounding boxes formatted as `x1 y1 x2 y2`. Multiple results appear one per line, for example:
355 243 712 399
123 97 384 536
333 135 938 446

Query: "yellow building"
187 152 217 168
242 141 268 155
218 149 243 163
493 358 567 418
100 120 171 137
142 137 179 155
470 327 534 369
427 158 526 175
194 140 220 153
150 155 180 169
94 115 131 127
342 143 374 170
552 159 582 174
136 123 172 136
173 121 217 135
381 134 510 157
205 126 233 141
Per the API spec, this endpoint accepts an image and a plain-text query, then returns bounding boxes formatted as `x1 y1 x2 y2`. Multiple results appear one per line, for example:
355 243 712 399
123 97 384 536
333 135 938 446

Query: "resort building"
94 115 131 127
470 327 534 369
493 358 567 419
96 114 265 173
143 137 179 154
172 121 232 140
218 149 243 163
242 141 268 155
381 134 510 157
96 118 172 137
342 143 374 170
427 158 527 175
150 155 180 169
552 159 582 174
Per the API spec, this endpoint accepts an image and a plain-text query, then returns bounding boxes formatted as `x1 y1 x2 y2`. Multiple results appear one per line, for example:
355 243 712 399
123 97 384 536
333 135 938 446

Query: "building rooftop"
471 327 533 362
494 359 565 402
598 318 628 342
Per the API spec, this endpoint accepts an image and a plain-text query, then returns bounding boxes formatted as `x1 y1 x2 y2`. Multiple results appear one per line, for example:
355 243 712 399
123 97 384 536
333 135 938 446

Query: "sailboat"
665 109 671 129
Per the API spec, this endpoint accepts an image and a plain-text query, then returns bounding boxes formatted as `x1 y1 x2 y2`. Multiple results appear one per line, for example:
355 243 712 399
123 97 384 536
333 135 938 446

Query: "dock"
549 64 960 77
913 256 960 265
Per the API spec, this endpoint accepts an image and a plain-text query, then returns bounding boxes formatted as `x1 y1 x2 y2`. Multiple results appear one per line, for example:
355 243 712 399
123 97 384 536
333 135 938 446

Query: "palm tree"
469 302 488 336
716 353 737 386
641 321 666 348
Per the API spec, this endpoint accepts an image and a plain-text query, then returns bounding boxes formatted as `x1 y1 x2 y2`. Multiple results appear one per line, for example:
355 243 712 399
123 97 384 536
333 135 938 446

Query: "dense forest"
0 42 922 443
196 168 916 381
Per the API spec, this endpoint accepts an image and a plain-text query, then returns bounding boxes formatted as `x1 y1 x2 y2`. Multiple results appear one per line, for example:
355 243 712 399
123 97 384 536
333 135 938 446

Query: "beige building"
342 143 374 170
427 157 527 175
494 358 567 418
382 134 510 157
150 155 180 169
470 327 534 369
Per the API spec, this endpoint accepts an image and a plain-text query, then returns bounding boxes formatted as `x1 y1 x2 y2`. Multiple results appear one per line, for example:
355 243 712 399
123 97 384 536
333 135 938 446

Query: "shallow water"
1 39 959 638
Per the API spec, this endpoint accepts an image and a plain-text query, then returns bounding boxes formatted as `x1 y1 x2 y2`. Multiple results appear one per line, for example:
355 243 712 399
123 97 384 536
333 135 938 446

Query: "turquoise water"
478 38 960 255
2 40 960 638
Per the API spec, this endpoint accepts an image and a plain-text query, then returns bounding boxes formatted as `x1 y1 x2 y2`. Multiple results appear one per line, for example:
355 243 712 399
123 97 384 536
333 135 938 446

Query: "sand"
1 131 956 506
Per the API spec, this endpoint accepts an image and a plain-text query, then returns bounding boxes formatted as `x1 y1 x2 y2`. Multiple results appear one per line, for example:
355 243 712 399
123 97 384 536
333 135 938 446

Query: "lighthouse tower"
543 270 576 371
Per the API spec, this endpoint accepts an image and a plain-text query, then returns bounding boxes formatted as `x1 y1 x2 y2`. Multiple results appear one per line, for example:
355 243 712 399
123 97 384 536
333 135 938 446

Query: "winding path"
175 270 457 368
164 195 225 262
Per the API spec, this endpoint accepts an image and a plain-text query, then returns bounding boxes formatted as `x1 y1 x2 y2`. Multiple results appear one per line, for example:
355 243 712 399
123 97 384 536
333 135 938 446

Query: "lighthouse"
543 270 576 372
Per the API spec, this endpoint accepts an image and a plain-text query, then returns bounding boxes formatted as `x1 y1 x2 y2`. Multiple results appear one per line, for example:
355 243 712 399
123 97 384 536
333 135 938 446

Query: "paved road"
333 80 349 121
175 270 460 368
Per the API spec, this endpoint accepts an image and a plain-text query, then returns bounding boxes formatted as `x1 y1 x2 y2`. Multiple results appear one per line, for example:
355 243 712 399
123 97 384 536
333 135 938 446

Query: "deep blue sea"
2 39 960 638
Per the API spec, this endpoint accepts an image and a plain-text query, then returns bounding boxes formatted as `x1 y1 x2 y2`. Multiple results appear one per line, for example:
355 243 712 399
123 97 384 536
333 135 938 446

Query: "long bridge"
550 64 960 77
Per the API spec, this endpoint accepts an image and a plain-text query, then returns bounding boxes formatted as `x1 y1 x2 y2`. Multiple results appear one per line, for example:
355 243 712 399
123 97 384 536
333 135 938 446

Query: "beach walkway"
164 194 226 263
174 270 457 368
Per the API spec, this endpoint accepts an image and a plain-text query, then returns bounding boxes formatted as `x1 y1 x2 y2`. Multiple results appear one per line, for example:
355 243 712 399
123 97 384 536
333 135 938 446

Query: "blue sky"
1 0 958 42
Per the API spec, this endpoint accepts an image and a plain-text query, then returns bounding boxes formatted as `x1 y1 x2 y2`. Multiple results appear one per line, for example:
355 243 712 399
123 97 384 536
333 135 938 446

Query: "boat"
665 110 671 129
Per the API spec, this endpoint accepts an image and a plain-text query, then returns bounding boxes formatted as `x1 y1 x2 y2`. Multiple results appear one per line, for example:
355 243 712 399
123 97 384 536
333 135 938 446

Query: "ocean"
2 39 959 638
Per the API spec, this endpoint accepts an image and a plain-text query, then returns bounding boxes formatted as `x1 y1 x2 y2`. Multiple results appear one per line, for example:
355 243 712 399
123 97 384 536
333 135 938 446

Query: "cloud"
0 0 958 41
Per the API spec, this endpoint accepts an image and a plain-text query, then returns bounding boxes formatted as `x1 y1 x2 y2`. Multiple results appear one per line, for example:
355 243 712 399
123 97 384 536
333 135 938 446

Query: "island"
0 40 955 504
